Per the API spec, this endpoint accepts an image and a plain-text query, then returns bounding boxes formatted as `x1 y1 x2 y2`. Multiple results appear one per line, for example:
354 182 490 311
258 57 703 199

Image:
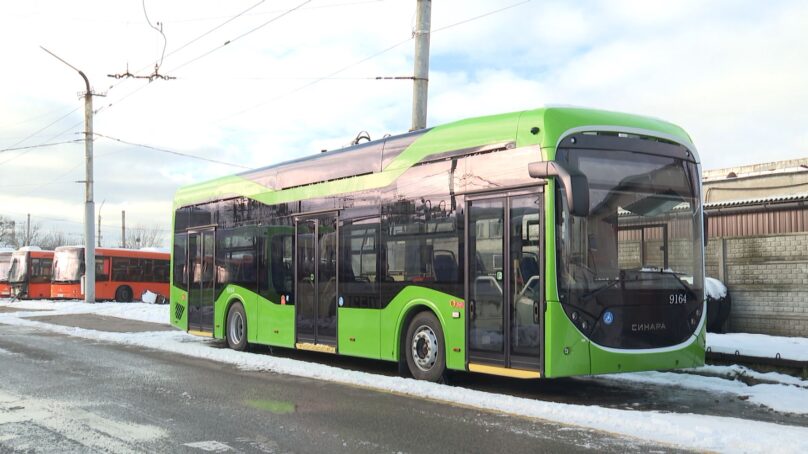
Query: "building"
703 158 808 336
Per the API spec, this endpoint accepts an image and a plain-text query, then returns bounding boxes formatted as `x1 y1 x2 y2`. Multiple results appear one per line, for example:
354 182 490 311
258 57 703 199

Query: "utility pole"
411 0 432 131
121 210 126 248
97 200 105 247
26 214 30 247
41 46 96 303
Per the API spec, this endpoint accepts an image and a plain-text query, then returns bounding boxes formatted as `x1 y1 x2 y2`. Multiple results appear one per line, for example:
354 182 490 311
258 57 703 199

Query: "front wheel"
405 311 446 382
226 302 248 351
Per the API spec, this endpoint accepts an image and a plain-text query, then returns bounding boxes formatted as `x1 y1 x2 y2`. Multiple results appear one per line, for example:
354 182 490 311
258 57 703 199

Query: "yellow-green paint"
337 307 380 359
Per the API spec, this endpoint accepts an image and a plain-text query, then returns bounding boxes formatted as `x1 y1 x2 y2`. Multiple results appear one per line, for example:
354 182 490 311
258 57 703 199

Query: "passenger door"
295 213 338 347
466 189 543 371
187 229 216 333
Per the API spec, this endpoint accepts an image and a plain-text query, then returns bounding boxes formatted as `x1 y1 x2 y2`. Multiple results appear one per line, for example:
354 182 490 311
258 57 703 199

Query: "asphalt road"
0 323 690 453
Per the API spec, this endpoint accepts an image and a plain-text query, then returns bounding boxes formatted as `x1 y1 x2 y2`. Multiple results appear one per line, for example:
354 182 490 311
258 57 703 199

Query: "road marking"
0 389 166 453
184 440 235 451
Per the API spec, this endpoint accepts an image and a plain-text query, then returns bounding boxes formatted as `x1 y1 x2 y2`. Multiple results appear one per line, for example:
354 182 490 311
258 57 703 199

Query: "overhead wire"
93 133 251 169
0 140 82 154
142 0 167 68
215 0 533 121
99 0 309 115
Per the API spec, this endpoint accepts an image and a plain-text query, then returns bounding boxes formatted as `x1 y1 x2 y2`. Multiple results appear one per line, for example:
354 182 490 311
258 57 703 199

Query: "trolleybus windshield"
556 142 704 349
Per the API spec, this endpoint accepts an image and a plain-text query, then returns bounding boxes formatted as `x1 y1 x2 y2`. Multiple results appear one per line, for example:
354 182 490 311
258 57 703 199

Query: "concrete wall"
705 233 808 337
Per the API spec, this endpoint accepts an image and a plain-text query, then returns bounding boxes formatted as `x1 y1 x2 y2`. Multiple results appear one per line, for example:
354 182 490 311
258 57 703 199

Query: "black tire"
226 302 248 351
405 311 446 382
115 286 133 302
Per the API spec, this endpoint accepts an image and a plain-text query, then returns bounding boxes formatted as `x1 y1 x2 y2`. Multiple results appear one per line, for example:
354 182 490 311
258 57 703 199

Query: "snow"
139 247 169 253
708 332 808 361
2 299 808 453
0 247 14 253
141 290 157 304
17 246 42 251
598 368 808 415
705 277 728 299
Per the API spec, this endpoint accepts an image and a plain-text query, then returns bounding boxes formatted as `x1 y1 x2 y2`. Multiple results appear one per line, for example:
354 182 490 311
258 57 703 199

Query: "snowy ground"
1 299 807 453
708 332 808 362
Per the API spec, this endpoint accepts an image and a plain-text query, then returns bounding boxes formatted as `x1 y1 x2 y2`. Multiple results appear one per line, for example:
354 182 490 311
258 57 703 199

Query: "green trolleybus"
170 107 706 381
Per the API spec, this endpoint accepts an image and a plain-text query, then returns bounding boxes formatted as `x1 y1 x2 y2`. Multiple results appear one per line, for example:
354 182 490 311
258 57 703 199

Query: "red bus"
51 246 170 302
0 249 14 297
8 248 54 299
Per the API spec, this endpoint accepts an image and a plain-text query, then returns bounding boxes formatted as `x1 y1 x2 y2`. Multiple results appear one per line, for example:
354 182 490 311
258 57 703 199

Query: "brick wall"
705 233 808 336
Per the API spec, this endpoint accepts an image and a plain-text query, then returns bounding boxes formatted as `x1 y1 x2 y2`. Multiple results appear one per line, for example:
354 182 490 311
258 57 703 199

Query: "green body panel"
209 285 295 347
170 286 188 330
337 308 381 359
256 296 296 348
378 286 465 371
589 320 706 375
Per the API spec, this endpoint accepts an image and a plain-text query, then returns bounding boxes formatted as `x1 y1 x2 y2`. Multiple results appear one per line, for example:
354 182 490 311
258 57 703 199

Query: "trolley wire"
93 133 251 169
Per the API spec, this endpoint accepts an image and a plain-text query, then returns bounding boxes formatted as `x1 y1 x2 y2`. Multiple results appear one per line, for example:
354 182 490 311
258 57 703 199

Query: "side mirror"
529 161 590 217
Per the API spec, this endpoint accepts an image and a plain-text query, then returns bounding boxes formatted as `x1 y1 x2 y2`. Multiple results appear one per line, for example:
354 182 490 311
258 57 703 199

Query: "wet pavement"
26 313 175 333
4 309 808 432
0 323 688 453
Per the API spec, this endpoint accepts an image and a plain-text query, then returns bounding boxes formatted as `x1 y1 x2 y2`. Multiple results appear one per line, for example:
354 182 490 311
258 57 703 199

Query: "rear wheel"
115 286 133 302
405 311 446 382
226 302 248 351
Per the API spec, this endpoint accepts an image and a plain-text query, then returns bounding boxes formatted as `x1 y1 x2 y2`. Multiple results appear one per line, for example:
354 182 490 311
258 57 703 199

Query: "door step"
296 342 336 354
468 363 540 379
188 329 213 338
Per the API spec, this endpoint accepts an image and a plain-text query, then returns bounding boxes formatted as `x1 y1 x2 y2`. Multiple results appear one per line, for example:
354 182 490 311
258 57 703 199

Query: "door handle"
469 299 476 320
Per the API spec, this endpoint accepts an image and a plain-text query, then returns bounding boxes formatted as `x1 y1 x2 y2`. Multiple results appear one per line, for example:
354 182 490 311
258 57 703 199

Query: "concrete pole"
40 47 95 303
82 78 96 303
26 214 30 246
411 0 431 131
122 210 126 248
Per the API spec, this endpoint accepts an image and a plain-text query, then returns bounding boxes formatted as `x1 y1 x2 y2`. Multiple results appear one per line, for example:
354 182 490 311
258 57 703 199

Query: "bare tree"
0 215 16 247
125 224 165 249
38 230 71 251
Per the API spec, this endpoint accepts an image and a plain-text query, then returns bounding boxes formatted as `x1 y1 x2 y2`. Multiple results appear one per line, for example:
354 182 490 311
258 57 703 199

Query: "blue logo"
603 311 614 325
338 296 344 307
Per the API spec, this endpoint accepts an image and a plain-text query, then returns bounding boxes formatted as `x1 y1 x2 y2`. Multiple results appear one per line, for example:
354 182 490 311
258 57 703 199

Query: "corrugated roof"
704 193 808 209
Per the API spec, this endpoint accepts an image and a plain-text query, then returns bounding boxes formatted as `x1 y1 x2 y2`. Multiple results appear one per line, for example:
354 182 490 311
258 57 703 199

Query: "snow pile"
599 367 808 415
708 332 808 361
705 277 728 299
0 299 169 325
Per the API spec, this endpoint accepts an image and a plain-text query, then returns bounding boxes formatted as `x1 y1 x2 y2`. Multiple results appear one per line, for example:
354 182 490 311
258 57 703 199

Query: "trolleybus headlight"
571 311 579 322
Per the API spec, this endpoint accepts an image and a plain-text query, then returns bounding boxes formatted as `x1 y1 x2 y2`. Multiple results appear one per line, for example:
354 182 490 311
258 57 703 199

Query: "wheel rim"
411 324 439 372
229 311 244 345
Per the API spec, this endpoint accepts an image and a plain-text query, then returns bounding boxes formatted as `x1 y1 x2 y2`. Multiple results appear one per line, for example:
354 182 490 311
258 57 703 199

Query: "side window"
339 221 379 308
155 259 170 282
216 227 257 293
173 233 188 289
96 257 109 282
380 195 463 306
268 233 294 303
30 258 53 283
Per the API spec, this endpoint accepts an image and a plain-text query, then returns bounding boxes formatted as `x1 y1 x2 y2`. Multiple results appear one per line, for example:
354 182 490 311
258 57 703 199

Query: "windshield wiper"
581 277 622 301
632 268 694 293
